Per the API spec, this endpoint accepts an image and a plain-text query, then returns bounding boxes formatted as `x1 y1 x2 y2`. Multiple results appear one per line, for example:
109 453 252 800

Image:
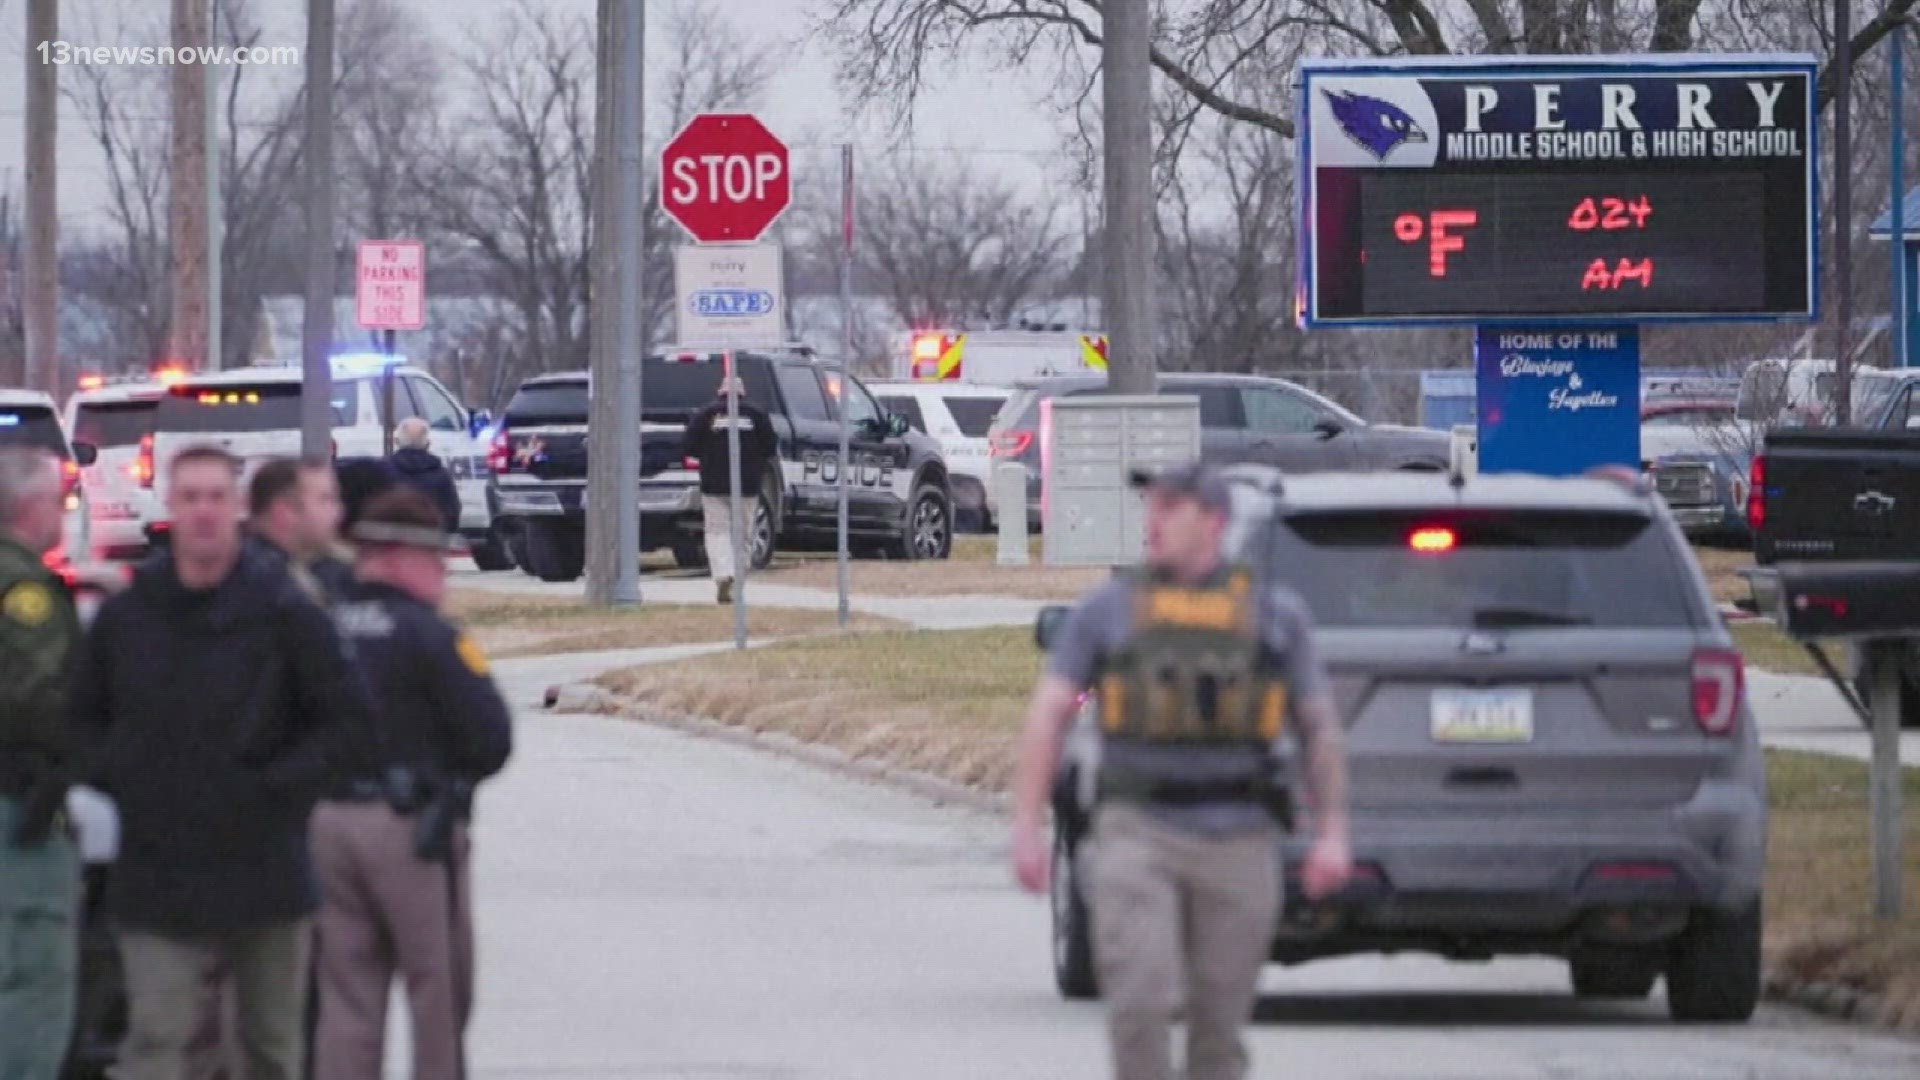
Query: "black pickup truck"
1748 371 1920 725
487 347 955 582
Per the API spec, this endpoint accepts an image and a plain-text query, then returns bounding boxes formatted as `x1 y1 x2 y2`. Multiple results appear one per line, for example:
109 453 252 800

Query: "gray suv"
987 373 1450 524
1040 466 1766 1022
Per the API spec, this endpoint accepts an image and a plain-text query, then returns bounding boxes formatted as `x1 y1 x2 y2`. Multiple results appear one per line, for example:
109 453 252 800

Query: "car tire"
506 526 533 575
887 483 952 561
672 541 708 570
1052 828 1099 1001
469 531 514 572
1665 901 1762 1022
526 520 585 583
748 487 777 571
1570 946 1660 999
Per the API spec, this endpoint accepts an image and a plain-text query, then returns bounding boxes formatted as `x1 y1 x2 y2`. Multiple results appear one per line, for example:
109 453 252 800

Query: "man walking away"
1011 462 1352 1080
389 419 461 535
0 449 84 1079
69 445 376 1080
682 378 777 603
313 487 512 1080
249 457 354 601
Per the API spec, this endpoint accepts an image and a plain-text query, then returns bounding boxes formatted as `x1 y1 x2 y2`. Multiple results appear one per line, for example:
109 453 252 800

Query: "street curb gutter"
551 682 1916 1037
546 682 1009 817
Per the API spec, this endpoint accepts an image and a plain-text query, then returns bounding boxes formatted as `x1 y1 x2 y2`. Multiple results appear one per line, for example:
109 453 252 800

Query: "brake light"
132 433 155 489
1691 647 1743 735
990 430 1033 458
486 428 511 474
683 456 699 470
1409 526 1456 553
1746 455 1765 533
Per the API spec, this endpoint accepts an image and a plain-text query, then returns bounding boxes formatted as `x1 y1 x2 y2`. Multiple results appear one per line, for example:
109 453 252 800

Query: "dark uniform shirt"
0 535 81 824
328 581 513 789
683 401 779 497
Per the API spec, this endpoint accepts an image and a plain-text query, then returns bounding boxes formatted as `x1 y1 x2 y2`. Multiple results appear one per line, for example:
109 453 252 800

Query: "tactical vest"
1094 565 1288 806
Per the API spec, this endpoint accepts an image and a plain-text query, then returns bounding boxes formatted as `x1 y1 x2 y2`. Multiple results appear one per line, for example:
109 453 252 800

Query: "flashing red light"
1409 526 1456 553
153 366 186 386
77 374 105 391
487 429 512 475
1691 647 1744 736
131 433 155 489
990 430 1034 458
911 335 941 360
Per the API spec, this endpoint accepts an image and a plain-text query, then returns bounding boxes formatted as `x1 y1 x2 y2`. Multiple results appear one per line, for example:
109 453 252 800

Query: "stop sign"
659 113 791 243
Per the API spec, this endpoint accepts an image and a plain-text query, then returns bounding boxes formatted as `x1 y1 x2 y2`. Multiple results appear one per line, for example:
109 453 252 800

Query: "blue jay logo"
1325 90 1428 160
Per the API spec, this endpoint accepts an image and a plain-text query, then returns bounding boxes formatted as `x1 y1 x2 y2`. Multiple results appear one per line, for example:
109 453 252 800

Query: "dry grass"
1691 543 1757 607
595 625 1040 791
444 589 898 658
1730 620 1837 678
760 534 1109 600
1763 749 1920 1025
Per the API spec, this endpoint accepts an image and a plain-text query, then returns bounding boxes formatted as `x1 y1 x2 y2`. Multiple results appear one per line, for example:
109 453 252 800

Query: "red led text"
1393 208 1479 277
1582 258 1654 290
1568 196 1653 231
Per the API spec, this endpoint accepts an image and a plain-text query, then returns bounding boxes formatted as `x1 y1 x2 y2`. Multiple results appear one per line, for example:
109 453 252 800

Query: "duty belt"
1095 767 1267 806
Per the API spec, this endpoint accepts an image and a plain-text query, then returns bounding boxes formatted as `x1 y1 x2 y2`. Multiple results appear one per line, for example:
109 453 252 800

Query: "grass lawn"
757 533 1108 601
445 589 899 658
595 625 1920 1018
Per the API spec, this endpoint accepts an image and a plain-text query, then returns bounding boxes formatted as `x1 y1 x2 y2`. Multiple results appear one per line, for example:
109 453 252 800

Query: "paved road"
462 655 1920 1080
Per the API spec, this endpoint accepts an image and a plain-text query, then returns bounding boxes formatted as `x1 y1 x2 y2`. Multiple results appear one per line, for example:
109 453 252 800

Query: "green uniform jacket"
0 535 81 801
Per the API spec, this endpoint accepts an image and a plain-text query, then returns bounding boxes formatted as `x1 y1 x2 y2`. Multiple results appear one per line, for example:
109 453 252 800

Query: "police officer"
683 378 777 603
311 487 513 1080
1011 462 1352 1080
0 449 82 1078
249 457 354 601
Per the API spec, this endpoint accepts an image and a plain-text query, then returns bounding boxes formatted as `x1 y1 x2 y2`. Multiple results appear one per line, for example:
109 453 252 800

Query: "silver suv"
1042 466 1766 1022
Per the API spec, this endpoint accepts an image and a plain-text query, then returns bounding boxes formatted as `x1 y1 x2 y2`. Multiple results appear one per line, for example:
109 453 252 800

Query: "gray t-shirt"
1045 573 1333 835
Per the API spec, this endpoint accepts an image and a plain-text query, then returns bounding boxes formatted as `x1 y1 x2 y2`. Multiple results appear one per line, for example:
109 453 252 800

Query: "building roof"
1870 185 1920 239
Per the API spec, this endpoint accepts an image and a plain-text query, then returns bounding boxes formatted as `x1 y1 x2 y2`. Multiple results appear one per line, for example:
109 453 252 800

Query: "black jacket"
390 447 463 533
683 401 778 497
327 580 512 789
69 545 376 932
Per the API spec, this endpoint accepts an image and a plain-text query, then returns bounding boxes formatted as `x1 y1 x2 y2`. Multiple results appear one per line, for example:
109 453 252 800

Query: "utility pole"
1102 0 1155 394
24 0 58 395
169 0 209 369
299 0 335 459
586 0 617 603
207 0 222 369
1833 0 1855 423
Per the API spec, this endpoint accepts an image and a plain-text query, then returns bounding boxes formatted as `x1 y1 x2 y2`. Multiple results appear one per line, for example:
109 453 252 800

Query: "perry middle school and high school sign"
1296 54 1818 327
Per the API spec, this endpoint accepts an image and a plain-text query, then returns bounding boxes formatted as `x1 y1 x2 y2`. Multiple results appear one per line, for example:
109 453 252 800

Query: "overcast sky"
0 0 1071 229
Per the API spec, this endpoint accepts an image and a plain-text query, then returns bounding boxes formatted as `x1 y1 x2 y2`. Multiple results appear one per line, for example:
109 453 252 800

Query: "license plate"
1430 688 1534 743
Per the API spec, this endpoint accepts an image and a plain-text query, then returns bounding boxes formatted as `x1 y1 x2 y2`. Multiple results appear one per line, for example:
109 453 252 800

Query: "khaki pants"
310 801 472 1080
701 495 738 582
115 921 311 1080
1080 805 1281 1080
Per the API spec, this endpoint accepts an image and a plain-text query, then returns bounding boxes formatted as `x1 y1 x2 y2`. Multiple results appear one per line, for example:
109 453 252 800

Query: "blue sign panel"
1476 326 1641 475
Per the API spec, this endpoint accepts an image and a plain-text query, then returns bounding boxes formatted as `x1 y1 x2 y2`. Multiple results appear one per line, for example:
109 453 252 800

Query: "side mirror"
1035 604 1071 651
887 412 911 438
71 441 98 467
469 409 494 438
1313 419 1344 441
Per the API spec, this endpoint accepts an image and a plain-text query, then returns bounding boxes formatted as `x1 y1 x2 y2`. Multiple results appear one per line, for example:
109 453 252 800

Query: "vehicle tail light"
990 430 1033 458
486 428 511 474
1691 647 1743 736
60 459 81 510
1409 526 1456 553
1746 455 1765 533
683 456 699 470
131 433 155 488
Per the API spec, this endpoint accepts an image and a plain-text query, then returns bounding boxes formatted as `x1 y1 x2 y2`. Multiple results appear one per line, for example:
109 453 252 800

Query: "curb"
546 682 1008 817
551 684 1916 1037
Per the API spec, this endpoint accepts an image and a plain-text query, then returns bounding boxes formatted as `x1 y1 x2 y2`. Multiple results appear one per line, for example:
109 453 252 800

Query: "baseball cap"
1128 460 1231 514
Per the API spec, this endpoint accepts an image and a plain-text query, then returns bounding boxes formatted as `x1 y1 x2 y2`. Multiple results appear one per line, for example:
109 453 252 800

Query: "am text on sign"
356 240 426 331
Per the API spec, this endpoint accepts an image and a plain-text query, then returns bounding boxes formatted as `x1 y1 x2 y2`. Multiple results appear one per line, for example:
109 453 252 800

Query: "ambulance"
895 328 1109 385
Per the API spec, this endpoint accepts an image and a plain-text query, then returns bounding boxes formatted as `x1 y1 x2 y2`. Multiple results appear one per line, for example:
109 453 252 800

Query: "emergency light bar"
330 352 406 375
0 414 20 426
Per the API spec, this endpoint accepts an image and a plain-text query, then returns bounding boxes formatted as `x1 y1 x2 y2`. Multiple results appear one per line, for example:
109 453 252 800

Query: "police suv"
145 359 509 568
488 346 955 582
1039 464 1766 1023
63 377 166 560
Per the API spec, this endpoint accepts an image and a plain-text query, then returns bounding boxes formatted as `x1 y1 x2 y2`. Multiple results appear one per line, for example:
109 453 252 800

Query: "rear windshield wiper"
1469 606 1593 628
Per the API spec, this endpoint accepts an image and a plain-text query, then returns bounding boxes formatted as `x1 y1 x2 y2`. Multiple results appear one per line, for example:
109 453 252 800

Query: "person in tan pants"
1012 462 1353 1080
310 489 513 1080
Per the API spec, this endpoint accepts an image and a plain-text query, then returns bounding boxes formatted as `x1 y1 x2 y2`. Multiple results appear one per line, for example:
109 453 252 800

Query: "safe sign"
690 289 775 317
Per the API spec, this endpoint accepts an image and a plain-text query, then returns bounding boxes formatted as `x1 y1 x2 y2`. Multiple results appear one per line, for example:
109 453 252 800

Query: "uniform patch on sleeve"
454 632 491 676
2 581 53 627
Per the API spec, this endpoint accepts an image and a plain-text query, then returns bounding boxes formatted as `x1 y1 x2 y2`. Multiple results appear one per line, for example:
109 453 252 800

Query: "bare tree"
336 0 444 241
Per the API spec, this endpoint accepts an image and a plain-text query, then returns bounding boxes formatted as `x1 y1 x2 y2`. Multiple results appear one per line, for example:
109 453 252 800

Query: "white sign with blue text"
673 242 784 346
1475 326 1641 476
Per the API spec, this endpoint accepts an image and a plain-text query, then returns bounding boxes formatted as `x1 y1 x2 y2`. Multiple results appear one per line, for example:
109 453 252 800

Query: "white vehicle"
147 358 508 567
0 387 94 557
893 328 1108 385
1734 357 1882 427
869 381 1011 531
64 377 166 559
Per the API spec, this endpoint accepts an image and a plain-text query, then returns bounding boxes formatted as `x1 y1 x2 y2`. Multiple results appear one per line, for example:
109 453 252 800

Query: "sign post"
355 240 425 456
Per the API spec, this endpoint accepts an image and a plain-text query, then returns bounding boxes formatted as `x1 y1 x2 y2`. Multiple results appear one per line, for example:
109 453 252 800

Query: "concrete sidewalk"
1749 668 1920 765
